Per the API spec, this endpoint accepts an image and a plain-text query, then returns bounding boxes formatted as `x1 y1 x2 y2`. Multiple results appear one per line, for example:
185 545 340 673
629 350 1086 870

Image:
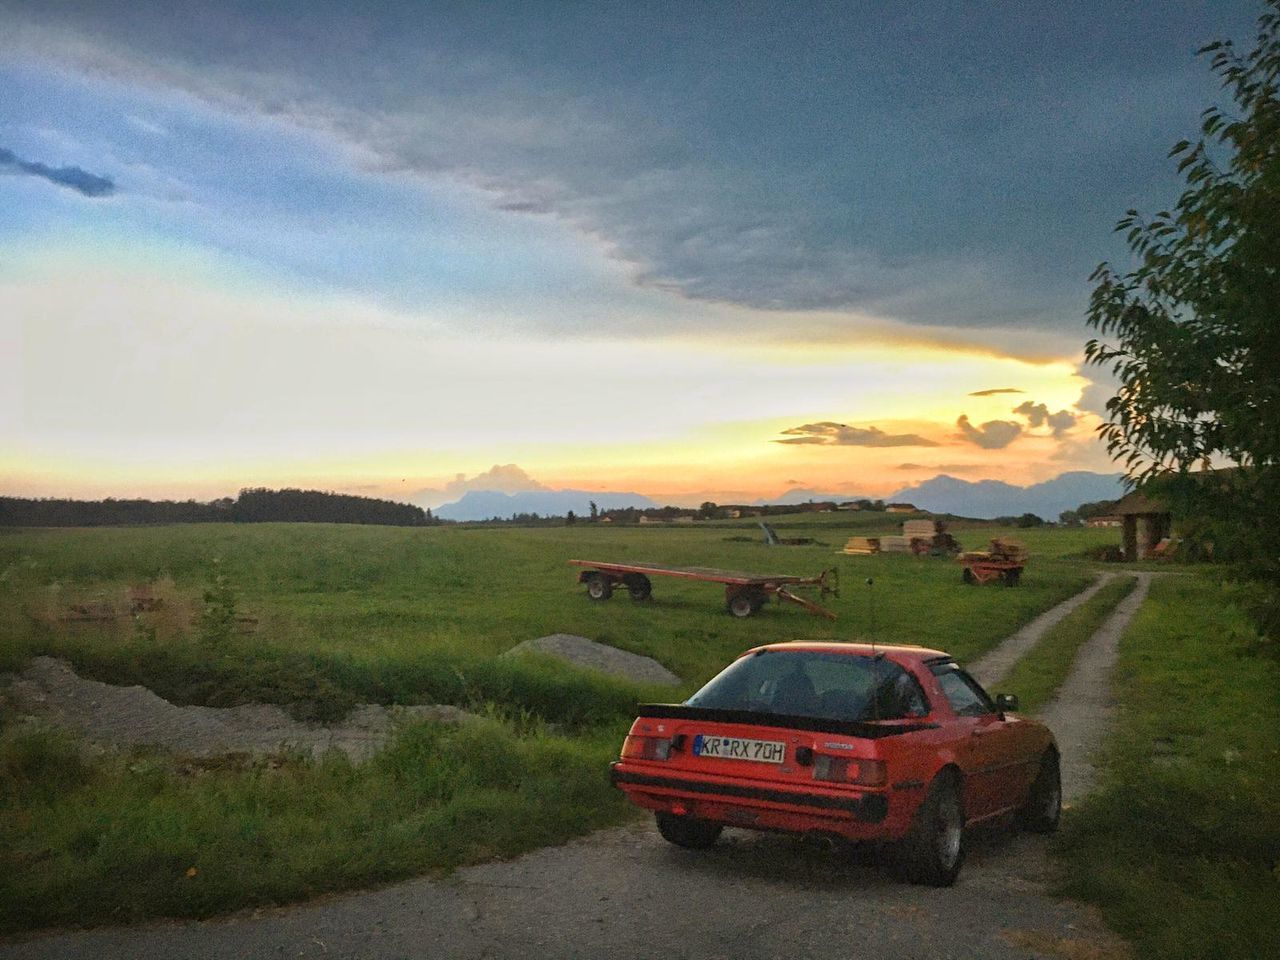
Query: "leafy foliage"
1085 4 1280 480
1085 2 1280 633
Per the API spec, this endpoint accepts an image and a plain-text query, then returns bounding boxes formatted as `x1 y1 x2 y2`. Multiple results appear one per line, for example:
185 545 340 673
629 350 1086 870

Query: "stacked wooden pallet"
841 536 880 555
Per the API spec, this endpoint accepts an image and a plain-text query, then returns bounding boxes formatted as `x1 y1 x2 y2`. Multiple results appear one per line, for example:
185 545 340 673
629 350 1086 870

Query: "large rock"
505 634 680 686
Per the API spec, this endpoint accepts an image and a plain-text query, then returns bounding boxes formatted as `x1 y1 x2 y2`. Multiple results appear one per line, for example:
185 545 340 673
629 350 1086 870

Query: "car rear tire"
655 812 722 849
586 575 613 601
889 771 966 886
1018 750 1061 834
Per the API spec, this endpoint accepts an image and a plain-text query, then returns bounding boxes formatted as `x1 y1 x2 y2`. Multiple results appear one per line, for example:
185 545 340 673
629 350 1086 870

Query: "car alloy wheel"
935 789 962 869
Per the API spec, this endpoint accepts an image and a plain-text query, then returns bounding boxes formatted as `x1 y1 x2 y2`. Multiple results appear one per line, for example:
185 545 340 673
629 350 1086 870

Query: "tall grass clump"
0 714 630 933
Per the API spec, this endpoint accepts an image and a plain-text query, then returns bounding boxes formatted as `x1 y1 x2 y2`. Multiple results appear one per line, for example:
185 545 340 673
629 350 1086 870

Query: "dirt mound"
2 657 472 762
504 634 681 686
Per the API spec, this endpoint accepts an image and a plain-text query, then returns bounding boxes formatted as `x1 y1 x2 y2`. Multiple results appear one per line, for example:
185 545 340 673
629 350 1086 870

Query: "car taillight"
813 756 886 786
621 735 672 760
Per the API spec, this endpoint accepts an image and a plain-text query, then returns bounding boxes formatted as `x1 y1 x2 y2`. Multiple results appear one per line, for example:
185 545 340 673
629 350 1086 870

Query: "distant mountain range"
435 470 1126 522
752 488 866 506
887 471 1126 520
435 488 657 521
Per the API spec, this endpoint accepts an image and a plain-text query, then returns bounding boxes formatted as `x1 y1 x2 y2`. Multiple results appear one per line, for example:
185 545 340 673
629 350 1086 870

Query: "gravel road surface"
1 575 1147 960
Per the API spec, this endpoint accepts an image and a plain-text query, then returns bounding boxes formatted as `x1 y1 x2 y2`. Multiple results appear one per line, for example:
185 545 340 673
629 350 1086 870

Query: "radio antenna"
865 577 876 649
866 577 881 722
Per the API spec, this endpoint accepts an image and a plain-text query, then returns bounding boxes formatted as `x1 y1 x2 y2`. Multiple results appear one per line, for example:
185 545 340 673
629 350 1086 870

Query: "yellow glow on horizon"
4 248 1107 504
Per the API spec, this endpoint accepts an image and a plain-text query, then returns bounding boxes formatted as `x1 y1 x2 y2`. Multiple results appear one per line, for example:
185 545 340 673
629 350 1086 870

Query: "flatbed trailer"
568 559 839 619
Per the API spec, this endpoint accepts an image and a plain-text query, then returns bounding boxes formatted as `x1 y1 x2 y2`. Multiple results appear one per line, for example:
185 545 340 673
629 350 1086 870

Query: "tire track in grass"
997 575 1139 714
967 573 1119 691
1039 573 1154 804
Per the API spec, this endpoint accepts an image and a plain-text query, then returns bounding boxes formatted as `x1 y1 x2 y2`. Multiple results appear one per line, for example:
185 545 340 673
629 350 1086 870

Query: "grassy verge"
0 713 633 934
1000 575 1137 713
1055 575 1280 959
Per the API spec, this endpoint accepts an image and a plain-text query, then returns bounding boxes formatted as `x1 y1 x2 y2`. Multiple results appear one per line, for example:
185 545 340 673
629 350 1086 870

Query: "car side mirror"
995 693 1019 713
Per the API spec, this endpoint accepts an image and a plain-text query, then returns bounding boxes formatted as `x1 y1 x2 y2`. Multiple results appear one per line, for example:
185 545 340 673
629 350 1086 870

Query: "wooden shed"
1112 490 1172 561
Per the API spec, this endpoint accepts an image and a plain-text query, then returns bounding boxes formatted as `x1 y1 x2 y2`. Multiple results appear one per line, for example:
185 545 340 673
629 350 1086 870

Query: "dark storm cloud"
956 415 1022 449
776 422 939 447
0 146 115 197
0 1 1261 331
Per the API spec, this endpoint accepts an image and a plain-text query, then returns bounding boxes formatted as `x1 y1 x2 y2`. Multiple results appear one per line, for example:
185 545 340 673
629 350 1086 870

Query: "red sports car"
610 641 1060 886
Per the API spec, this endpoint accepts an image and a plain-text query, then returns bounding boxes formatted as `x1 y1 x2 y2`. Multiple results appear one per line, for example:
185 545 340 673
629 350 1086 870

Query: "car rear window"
686 650 929 721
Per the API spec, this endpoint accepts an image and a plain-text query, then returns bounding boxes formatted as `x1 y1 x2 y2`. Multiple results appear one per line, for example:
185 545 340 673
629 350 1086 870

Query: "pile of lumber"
879 535 913 553
902 519 937 540
841 536 880 555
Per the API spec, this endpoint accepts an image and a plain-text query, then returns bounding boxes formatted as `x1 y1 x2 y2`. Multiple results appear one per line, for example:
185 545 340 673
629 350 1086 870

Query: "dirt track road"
2 575 1149 960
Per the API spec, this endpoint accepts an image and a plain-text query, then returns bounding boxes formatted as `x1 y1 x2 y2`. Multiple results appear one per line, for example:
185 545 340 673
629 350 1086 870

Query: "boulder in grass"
504 634 680 686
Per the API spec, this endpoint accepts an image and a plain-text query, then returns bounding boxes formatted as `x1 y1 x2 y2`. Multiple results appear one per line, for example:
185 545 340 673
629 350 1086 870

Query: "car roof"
746 640 951 662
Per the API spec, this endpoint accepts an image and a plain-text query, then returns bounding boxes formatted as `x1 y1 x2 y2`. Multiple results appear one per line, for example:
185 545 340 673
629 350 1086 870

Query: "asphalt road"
1 575 1149 960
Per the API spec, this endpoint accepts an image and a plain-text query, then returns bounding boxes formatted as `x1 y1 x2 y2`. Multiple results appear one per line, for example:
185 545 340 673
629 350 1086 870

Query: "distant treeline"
0 488 438 527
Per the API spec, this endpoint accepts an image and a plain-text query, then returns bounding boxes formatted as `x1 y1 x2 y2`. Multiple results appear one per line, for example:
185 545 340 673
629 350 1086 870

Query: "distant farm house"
886 503 919 514
1086 516 1123 528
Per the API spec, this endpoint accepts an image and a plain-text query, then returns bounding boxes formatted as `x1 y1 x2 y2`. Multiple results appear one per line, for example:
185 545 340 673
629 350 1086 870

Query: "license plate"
693 734 785 764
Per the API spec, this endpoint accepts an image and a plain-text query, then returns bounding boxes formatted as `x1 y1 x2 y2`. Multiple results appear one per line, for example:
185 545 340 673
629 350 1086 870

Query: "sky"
0 1 1262 506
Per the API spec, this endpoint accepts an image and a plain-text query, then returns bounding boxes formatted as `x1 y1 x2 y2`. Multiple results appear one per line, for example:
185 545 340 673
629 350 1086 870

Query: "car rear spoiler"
635 703 938 739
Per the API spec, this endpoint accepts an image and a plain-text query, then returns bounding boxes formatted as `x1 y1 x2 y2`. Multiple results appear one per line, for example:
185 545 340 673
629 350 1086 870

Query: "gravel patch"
503 633 680 686
2 657 472 762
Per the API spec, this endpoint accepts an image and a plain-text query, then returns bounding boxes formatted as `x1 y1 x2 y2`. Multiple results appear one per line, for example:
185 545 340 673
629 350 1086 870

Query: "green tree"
1085 1 1280 635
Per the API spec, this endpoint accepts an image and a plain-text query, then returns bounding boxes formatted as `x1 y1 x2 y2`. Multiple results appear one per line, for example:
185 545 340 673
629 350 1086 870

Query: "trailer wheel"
1003 568 1021 587
625 574 652 601
962 567 976 585
728 592 757 618
586 574 613 601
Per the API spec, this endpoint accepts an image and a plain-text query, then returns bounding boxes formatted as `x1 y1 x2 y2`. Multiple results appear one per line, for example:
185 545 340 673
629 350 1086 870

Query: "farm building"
886 503 919 514
1086 516 1122 528
1112 491 1172 560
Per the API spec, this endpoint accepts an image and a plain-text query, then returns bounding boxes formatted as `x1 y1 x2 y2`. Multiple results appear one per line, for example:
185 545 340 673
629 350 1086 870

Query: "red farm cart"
569 560 839 619
957 539 1028 586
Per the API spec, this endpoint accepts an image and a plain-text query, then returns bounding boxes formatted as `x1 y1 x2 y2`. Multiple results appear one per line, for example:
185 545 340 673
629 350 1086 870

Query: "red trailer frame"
569 559 839 619
958 557 1024 586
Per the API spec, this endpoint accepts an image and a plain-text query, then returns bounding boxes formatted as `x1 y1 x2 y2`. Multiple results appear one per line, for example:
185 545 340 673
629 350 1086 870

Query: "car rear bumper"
610 762 902 839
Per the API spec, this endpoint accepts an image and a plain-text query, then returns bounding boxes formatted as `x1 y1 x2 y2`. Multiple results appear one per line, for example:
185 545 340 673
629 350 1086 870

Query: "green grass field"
0 517 1206 935
0 520 1102 720
1054 574 1280 960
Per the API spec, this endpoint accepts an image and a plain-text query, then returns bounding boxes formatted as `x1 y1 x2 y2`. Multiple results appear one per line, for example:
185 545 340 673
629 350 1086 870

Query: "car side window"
931 664 995 717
